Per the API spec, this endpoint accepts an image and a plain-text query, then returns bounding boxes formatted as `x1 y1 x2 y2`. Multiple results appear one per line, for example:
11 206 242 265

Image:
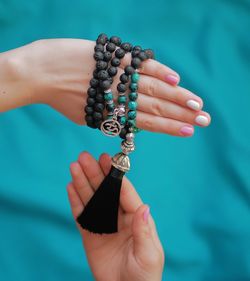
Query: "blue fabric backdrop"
0 0 249 280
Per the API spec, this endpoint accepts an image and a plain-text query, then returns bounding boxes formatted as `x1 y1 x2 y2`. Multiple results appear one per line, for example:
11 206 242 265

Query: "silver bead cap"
112 152 130 172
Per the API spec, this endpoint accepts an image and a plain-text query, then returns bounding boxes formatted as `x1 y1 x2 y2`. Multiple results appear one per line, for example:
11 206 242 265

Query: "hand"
10 38 210 136
67 152 164 281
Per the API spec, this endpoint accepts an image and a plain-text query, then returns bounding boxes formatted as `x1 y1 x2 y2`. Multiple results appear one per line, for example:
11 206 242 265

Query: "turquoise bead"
131 72 140 83
128 101 138 110
104 92 113 101
118 96 127 104
130 83 138 91
128 119 136 127
129 92 138 101
128 110 137 119
120 116 127 125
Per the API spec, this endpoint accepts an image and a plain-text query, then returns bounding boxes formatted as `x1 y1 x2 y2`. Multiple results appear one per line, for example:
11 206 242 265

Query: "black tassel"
77 166 125 234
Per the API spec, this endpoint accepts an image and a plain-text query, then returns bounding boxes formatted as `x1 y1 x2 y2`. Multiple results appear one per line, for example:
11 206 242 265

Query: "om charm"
101 117 121 137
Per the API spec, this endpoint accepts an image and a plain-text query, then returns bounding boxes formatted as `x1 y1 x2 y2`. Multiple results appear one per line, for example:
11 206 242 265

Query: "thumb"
132 204 158 267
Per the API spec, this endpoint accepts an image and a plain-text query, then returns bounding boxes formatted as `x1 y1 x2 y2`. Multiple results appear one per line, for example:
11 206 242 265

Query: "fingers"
70 162 94 206
136 111 195 136
138 74 203 111
99 153 143 213
120 53 180 86
67 183 84 219
137 93 211 127
78 152 105 191
132 205 164 270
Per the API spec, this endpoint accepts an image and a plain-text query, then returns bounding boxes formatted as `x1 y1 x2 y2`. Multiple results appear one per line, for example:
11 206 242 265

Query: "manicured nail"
195 115 209 126
165 74 179 85
143 206 150 223
180 125 194 136
186 100 201 111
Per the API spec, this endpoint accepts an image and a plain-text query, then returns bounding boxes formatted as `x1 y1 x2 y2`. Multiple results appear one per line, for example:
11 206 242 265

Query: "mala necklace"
78 34 154 234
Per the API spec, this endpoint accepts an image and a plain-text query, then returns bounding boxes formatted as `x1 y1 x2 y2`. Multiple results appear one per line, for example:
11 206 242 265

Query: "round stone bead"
87 97 95 106
94 120 103 128
96 93 104 103
145 49 155 59
94 44 104 52
129 92 138 101
118 96 127 104
115 48 125 58
103 51 112 62
132 49 141 58
93 111 103 121
133 45 142 52
117 83 127 93
127 119 136 127
111 57 121 67
125 66 135 75
131 72 140 83
93 69 99 79
106 103 115 112
119 116 127 125
108 66 117 77
128 110 137 119
99 79 111 90
97 70 109 80
94 51 104 61
96 33 108 45
94 103 105 112
110 36 121 46
130 83 138 91
96 61 108 70
120 74 129 83
119 127 128 139
138 51 148 61
106 42 116 52
90 78 99 88
87 87 97 98
131 57 142 69
104 92 113 101
121 42 132 52
128 101 138 110
84 106 94 115
85 114 94 123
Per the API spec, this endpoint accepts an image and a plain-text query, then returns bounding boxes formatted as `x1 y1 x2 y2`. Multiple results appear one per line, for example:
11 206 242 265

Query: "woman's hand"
67 152 164 281
2 39 211 136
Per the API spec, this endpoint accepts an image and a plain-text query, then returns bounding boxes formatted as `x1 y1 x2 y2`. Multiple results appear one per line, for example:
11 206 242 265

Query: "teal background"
0 0 250 280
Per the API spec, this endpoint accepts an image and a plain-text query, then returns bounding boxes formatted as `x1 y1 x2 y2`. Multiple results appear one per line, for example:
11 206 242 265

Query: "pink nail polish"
143 206 150 223
165 74 179 85
180 126 194 136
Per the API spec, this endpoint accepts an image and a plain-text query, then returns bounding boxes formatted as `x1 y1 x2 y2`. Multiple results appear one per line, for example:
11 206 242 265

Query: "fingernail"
143 206 150 223
165 74 179 85
195 115 209 126
186 100 201 111
180 125 194 136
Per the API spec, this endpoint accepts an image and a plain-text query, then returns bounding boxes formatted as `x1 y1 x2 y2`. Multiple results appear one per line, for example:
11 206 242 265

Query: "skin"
68 152 164 281
0 39 211 136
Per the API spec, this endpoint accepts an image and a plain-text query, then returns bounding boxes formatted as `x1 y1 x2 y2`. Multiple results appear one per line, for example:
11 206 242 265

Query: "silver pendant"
101 119 121 137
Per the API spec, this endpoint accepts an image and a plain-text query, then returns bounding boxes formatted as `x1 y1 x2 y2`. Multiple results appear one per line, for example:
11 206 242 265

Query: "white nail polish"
186 100 200 111
195 115 209 126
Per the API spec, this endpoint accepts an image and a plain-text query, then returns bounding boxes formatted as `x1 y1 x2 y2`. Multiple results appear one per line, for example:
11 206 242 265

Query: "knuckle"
146 79 156 97
151 100 163 116
142 118 154 130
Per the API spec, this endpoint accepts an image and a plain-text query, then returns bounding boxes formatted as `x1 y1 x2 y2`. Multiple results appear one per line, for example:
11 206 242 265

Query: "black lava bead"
120 73 129 83
90 78 99 88
94 103 105 112
110 36 121 46
84 106 94 115
99 79 111 90
125 65 135 75
108 66 118 77
87 87 97 98
138 51 148 61
115 48 126 59
96 93 104 103
131 57 142 69
97 70 109 80
96 33 108 45
103 51 112 62
94 51 104 61
93 111 103 121
94 44 104 52
106 42 116 52
133 45 142 51
96 61 108 70
94 120 103 128
145 49 155 59
87 97 95 106
93 69 99 79
121 42 132 52
85 114 94 123
111 57 121 67
117 83 127 93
